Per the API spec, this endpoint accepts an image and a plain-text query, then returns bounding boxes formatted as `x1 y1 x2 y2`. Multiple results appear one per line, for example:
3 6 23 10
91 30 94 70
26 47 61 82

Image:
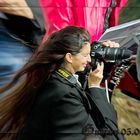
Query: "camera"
90 42 132 70
91 42 132 61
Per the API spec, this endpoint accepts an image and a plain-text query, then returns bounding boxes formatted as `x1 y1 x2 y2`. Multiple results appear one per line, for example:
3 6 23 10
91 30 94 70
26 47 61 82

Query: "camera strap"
56 68 78 85
104 0 116 31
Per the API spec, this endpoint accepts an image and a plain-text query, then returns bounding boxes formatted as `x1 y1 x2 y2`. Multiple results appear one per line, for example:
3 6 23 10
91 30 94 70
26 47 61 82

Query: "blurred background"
113 1 140 140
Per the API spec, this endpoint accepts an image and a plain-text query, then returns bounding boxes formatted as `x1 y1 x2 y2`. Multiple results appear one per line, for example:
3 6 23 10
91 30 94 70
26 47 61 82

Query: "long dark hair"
0 26 91 140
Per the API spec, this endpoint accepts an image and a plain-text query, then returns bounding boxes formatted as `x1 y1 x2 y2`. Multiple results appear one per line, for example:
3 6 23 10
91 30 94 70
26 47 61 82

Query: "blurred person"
0 26 124 140
0 0 45 87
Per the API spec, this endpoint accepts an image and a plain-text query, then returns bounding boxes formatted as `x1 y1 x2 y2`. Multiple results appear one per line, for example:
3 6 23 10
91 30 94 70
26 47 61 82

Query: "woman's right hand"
88 62 104 88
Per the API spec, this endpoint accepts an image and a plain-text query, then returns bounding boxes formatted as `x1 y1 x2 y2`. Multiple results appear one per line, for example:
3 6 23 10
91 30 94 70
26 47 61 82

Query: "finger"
109 42 120 48
97 62 104 72
106 41 116 48
98 62 104 75
94 63 104 75
102 41 110 47
102 40 120 48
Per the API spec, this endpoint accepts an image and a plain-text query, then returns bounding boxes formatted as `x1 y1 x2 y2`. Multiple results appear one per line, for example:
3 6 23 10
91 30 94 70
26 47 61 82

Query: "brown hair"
0 26 91 140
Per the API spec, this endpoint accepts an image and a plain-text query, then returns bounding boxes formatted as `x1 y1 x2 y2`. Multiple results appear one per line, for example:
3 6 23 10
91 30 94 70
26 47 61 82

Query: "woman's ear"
65 53 73 63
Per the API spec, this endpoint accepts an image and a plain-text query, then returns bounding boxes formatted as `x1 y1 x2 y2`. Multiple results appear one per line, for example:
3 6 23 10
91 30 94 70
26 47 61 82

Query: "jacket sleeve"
88 88 118 124
88 88 125 140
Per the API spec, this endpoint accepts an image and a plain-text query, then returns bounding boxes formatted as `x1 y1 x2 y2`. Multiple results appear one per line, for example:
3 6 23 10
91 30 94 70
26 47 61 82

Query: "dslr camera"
90 42 132 70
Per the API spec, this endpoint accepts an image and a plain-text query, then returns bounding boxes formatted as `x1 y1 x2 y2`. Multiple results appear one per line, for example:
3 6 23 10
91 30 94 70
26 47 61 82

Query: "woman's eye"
84 55 88 57
79 52 90 57
82 54 87 57
83 54 89 57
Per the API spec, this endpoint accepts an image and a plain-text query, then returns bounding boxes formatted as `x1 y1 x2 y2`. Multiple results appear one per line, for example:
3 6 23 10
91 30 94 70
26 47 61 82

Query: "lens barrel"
91 42 132 61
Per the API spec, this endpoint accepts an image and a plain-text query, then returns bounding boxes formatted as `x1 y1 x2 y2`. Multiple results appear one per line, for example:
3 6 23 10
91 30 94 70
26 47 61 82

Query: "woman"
0 26 124 140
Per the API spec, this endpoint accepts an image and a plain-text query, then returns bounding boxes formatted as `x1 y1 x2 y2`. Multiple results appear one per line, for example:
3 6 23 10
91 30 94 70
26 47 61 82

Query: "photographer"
0 26 124 140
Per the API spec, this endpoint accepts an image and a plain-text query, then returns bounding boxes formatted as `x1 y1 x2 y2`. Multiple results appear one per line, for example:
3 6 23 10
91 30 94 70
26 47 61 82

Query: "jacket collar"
55 68 78 85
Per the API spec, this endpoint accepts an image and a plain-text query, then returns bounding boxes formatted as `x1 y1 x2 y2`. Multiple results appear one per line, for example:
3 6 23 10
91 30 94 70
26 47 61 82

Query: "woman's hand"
88 62 104 88
102 40 120 48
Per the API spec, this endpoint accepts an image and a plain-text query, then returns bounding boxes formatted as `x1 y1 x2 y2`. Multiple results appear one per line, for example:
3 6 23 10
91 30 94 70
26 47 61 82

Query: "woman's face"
70 42 91 73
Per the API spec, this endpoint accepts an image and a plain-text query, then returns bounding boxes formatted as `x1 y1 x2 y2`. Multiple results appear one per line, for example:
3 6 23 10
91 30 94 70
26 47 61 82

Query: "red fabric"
40 0 128 42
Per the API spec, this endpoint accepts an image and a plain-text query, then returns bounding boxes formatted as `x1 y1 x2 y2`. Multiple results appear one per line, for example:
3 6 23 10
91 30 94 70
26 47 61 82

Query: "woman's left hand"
102 40 120 48
88 62 104 87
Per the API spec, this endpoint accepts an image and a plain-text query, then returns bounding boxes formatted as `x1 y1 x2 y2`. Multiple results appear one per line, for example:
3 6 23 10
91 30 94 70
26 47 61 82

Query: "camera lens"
91 42 132 62
103 47 132 61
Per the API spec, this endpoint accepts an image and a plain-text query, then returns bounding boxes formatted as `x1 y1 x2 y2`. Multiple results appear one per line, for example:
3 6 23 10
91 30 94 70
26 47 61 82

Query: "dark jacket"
16 72 124 140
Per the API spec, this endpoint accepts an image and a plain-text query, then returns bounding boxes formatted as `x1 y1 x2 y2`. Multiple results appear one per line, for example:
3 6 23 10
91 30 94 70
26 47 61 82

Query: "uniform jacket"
16 71 124 140
40 0 128 42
